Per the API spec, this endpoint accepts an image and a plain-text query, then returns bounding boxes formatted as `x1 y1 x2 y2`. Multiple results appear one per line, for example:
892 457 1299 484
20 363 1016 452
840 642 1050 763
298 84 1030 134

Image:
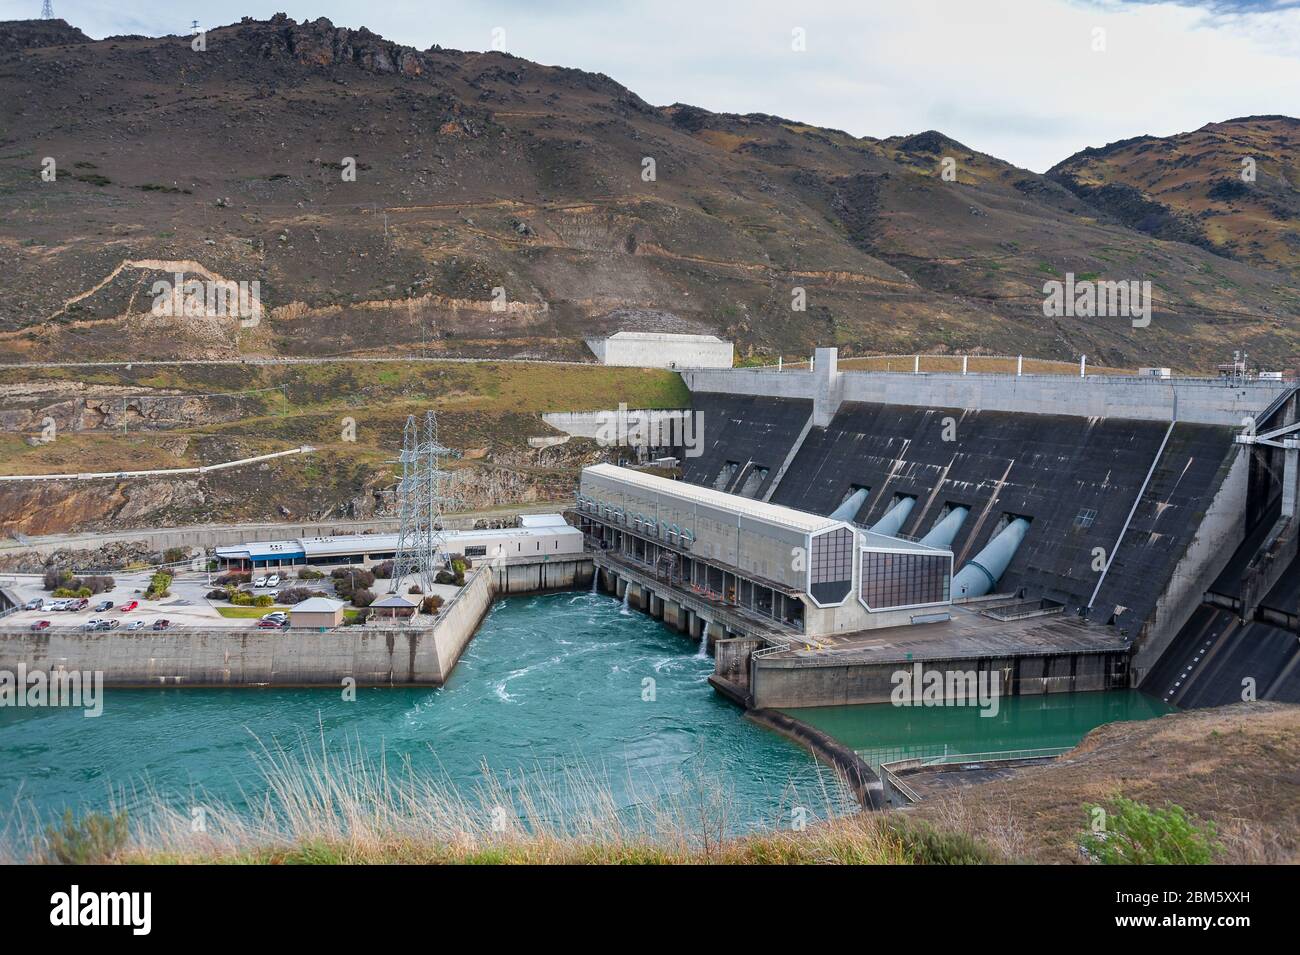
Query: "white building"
586 332 734 369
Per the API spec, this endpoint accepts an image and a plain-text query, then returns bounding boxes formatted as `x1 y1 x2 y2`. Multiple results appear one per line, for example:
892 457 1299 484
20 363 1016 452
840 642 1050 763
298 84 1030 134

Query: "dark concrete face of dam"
687 393 812 499
685 392 1241 640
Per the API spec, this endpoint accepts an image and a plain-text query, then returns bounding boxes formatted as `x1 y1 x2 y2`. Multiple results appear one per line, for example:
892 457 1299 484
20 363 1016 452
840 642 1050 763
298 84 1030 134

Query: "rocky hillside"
0 15 1297 370
1049 116 1300 275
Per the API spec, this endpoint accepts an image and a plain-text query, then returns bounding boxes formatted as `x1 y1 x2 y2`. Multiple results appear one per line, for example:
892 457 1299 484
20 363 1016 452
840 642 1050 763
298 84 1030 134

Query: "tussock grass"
1 734 995 865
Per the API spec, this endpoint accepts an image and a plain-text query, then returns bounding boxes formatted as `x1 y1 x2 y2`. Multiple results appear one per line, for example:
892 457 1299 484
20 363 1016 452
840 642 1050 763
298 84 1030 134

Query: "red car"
119 600 139 612
256 618 288 630
152 619 171 630
30 619 50 631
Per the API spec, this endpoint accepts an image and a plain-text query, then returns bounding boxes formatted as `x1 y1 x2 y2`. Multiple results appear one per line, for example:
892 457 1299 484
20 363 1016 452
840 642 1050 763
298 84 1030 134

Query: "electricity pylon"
390 411 461 599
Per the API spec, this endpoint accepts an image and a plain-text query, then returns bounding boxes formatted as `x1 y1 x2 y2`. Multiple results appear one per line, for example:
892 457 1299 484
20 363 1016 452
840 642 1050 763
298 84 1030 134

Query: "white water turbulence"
620 587 631 615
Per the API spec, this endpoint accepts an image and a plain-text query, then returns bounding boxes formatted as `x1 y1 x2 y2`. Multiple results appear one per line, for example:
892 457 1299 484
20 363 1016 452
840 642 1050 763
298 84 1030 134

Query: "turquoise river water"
0 590 1173 835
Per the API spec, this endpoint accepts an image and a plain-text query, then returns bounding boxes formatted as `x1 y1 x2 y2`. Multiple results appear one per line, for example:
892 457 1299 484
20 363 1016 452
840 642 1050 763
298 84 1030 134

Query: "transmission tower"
391 411 461 599
41 1 54 19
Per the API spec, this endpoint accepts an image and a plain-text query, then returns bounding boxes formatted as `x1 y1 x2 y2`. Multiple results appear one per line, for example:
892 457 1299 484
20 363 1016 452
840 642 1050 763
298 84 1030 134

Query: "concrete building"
291 597 346 629
369 595 417 620
576 463 954 637
586 331 734 369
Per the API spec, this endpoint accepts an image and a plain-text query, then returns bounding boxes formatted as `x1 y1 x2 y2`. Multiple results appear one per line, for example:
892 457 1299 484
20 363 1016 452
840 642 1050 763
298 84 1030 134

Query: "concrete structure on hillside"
586 331 733 369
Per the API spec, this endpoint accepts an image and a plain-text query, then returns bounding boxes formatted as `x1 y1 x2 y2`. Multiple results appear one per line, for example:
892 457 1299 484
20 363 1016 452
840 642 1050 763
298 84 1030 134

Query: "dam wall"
681 367 1289 427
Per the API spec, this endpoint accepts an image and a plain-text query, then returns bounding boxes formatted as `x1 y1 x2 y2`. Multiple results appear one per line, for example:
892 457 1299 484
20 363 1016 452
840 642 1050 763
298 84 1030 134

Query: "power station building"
578 463 956 637
585 331 734 369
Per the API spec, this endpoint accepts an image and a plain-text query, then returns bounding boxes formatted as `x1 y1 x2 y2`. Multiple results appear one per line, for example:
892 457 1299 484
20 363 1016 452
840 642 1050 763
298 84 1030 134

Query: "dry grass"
1 733 922 865
911 702 1300 864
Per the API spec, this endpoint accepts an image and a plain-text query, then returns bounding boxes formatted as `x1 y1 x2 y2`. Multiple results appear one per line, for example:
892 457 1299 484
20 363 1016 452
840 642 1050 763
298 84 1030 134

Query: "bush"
298 568 325 580
330 568 374 589
253 595 275 607
42 808 130 865
80 575 115 595
434 570 455 585
229 589 253 606
883 818 1002 865
276 587 326 605
216 570 251 586
371 561 394 579
352 588 375 608
144 571 172 599
163 547 187 564
420 595 445 615
408 585 422 595
206 588 229 600
1079 797 1220 865
43 568 72 591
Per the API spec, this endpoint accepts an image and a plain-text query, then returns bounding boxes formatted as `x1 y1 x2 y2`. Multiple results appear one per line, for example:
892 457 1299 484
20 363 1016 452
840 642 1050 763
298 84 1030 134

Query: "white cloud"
4 0 1297 171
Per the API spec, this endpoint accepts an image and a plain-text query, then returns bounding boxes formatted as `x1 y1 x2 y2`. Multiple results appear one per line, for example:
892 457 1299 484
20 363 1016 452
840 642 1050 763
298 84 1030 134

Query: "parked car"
23 597 44 611
69 598 89 611
93 600 114 612
30 619 50 631
266 574 281 587
152 619 171 630
256 618 288 629
253 576 269 588
47 599 68 612
119 600 139 612
104 620 120 630
125 620 145 631
261 611 288 623
81 620 101 631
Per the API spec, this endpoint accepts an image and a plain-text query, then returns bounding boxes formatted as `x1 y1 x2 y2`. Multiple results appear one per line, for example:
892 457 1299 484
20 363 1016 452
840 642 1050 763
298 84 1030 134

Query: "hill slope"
1 15 1297 370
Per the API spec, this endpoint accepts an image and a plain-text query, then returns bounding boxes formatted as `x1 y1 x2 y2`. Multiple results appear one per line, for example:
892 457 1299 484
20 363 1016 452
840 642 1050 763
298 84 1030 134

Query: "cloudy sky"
5 0 1299 171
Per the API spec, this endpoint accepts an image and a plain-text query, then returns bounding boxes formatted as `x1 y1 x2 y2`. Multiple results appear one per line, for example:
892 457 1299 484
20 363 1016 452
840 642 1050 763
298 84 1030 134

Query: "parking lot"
0 568 461 631
0 570 287 631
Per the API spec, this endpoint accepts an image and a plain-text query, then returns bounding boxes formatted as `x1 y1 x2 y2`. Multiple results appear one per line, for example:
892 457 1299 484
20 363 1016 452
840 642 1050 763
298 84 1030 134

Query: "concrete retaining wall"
750 651 1125 709
0 558 591 687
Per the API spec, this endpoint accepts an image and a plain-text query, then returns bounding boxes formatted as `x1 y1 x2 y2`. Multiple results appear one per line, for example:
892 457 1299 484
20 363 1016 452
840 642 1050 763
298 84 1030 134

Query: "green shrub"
253 595 275 607
1079 796 1220 865
298 569 325 580
42 808 130 864
145 571 172 599
884 818 1002 865
230 590 253 606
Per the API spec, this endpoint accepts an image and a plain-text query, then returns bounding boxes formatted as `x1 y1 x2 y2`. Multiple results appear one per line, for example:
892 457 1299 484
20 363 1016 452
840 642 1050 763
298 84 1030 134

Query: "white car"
48 599 69 612
261 611 288 622
126 620 145 631
266 574 281 587
24 598 44 611
253 576 269 588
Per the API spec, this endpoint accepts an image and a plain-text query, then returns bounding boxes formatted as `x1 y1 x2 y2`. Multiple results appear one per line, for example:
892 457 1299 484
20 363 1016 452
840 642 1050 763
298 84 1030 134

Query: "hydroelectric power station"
574 348 1300 714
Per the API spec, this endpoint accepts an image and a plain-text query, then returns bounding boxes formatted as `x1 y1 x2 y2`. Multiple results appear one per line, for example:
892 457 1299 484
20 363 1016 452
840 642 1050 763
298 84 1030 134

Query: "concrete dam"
582 349 1300 713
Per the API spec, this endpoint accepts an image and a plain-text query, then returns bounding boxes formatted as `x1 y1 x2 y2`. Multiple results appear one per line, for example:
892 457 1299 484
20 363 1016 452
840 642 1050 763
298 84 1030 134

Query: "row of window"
860 552 951 610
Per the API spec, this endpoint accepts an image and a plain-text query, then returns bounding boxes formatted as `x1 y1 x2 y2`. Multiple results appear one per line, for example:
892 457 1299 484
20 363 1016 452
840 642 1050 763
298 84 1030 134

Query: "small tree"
1080 796 1220 865
421 595 444 615
352 588 375 608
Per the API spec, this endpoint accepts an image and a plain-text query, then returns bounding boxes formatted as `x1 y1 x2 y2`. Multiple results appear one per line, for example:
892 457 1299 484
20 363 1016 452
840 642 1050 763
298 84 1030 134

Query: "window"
860 551 951 610
809 527 855 605
465 545 487 557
